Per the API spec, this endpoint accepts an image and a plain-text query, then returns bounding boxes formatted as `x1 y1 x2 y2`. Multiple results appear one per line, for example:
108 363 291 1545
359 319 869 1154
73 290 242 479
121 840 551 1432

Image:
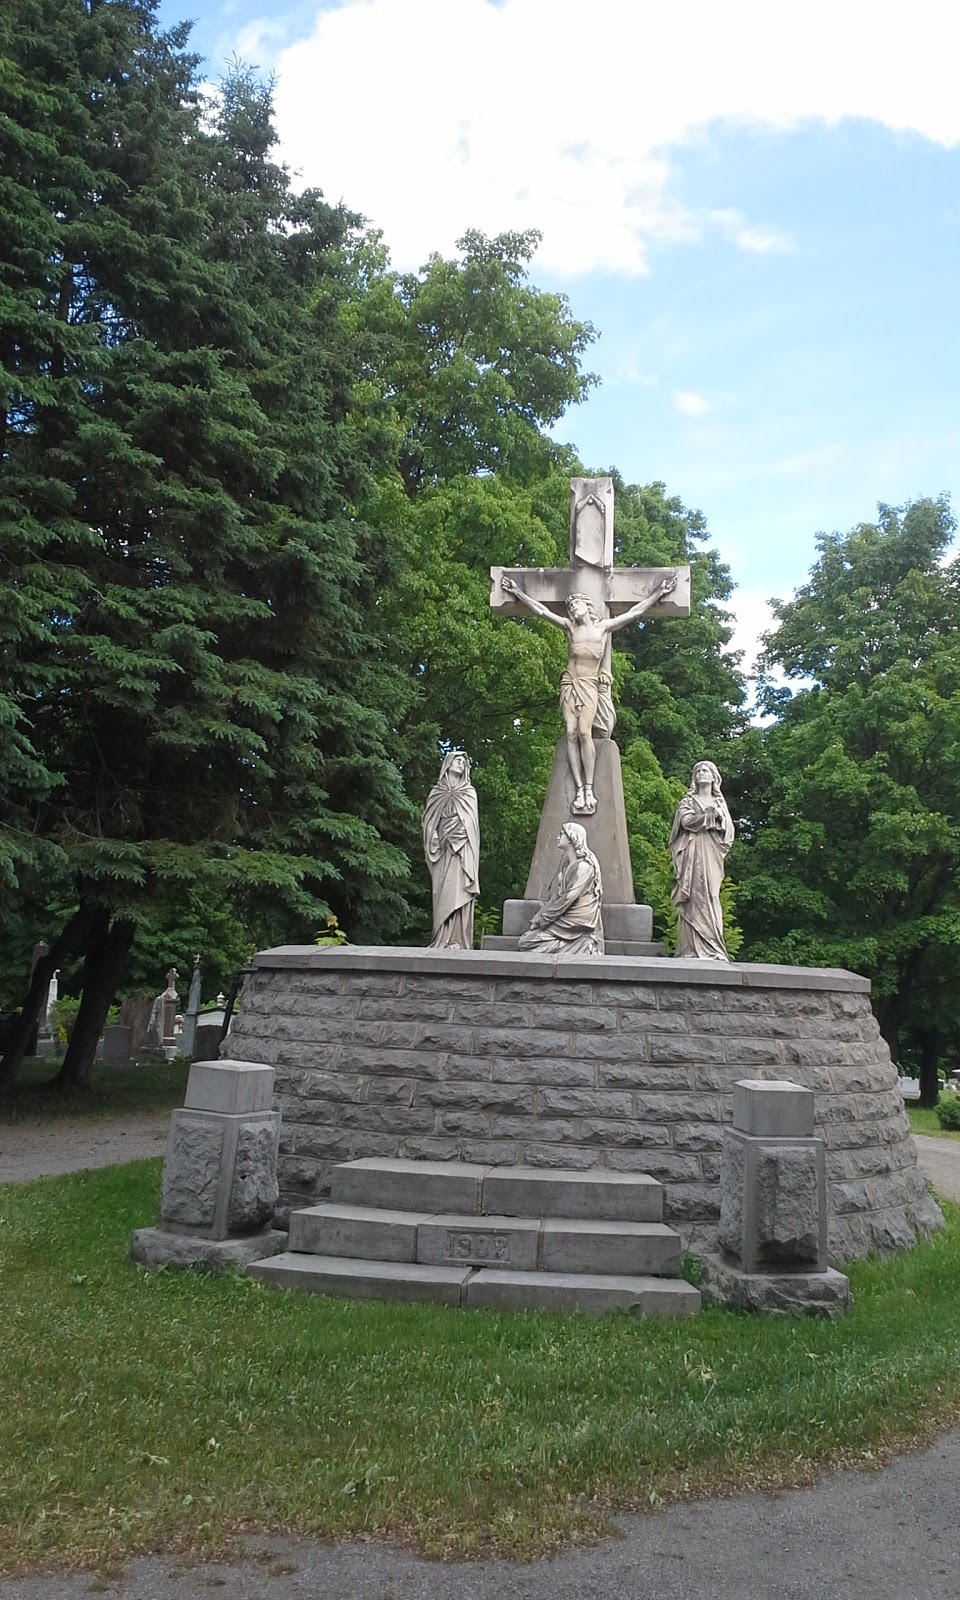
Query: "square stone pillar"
719 1080 827 1273
702 1079 851 1315
130 1060 287 1271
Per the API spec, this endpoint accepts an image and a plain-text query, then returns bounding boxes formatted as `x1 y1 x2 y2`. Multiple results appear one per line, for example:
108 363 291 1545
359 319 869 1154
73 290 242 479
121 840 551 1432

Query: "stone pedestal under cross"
487 477 690 953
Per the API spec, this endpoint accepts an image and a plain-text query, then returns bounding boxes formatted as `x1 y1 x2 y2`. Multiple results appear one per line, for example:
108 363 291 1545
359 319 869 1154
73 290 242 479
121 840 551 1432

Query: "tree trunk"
56 912 136 1091
876 1006 901 1067
917 1028 940 1110
0 908 92 1090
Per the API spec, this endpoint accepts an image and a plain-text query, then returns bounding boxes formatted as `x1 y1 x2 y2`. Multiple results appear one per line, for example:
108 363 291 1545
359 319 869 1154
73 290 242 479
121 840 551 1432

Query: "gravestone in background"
119 992 153 1055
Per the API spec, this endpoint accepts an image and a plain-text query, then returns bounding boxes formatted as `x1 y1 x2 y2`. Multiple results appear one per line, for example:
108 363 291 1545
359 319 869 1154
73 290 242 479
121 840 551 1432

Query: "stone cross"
490 475 690 812
487 477 691 932
491 476 690 645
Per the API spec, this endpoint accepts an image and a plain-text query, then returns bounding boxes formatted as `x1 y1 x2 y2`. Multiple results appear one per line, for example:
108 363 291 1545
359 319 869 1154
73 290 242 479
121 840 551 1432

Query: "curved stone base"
226 946 944 1264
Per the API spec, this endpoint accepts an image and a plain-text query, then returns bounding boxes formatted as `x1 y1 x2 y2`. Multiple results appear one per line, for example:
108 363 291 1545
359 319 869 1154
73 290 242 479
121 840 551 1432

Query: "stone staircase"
247 1158 701 1317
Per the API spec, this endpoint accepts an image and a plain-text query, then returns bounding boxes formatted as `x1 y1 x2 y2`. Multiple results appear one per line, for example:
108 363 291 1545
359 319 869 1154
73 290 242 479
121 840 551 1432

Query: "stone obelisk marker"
488 477 690 953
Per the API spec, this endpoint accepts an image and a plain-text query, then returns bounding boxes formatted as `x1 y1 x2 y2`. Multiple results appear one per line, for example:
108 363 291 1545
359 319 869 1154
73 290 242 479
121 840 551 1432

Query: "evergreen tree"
0 3 414 1086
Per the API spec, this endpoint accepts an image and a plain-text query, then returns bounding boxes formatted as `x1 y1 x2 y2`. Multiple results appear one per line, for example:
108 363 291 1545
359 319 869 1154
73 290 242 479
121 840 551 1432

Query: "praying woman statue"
422 751 480 949
517 821 604 957
669 760 735 960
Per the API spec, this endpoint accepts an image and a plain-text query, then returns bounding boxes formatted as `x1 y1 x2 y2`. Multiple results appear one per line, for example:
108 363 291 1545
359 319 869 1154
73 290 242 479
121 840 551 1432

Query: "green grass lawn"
1 1162 959 1572
0 1057 190 1123
906 1105 960 1139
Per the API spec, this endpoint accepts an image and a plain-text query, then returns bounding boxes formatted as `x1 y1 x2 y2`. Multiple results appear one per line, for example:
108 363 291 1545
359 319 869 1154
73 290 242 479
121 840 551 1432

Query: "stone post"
130 1059 287 1271
701 1079 852 1315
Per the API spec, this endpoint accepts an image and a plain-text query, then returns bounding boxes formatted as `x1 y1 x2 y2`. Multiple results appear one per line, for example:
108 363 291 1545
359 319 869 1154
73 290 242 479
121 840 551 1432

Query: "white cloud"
674 391 711 419
727 588 778 683
262 0 960 276
709 210 793 255
233 18 288 61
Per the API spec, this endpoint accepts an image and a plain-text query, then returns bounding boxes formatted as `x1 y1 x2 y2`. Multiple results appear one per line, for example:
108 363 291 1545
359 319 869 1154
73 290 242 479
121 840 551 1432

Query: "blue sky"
157 0 960 671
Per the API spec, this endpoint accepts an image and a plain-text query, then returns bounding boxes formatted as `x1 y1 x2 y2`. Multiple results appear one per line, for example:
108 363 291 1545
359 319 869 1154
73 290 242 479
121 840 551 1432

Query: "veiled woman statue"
669 760 735 960
518 822 604 957
422 751 480 949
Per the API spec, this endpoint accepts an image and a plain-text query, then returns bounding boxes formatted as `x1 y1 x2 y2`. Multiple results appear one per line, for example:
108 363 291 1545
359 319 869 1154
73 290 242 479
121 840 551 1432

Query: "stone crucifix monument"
487 476 690 955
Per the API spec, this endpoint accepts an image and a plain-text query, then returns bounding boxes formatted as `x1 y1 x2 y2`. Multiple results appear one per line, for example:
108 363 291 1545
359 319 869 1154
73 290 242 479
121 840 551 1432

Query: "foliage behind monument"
734 498 960 1104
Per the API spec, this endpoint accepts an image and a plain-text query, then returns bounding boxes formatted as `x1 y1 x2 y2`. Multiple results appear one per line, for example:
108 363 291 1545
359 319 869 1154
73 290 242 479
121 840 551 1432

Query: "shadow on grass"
0 1056 190 1122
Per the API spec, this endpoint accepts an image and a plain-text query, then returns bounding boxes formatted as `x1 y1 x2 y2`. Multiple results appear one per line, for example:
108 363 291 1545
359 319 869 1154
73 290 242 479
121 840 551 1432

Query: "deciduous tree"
736 498 960 1104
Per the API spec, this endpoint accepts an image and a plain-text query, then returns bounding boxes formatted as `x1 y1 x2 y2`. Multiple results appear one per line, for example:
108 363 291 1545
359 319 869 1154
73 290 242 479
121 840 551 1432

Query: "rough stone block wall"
226 948 944 1262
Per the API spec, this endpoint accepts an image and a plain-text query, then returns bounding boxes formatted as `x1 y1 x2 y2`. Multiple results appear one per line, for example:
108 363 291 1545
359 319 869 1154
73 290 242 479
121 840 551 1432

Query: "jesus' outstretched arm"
500 574 571 630
601 572 677 636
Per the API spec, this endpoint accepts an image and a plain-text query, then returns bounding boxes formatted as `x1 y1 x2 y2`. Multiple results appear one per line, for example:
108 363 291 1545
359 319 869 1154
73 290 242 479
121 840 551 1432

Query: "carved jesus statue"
501 571 677 816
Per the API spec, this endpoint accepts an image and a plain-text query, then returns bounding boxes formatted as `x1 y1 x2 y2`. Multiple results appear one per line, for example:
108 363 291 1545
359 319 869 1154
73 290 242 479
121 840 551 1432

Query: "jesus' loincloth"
559 668 616 737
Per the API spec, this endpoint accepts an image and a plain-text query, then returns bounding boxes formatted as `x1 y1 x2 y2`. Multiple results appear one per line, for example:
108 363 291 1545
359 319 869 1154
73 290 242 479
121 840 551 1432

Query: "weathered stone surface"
417 1214 540 1271
160 1116 223 1229
518 1142 597 1170
540 1219 683 1277
248 1252 472 1306
227 1120 280 1231
755 1145 822 1267
288 1203 424 1262
332 1156 487 1213
482 1166 663 1222
492 1056 594 1087
717 1134 746 1256
227 952 943 1262
700 1255 852 1316
465 1269 700 1317
184 1062 273 1113
733 1080 815 1137
131 1227 287 1273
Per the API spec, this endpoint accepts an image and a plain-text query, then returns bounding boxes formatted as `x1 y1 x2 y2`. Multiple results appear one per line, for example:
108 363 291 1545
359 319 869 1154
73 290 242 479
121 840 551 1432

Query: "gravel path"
911 1133 960 1203
0 1110 169 1184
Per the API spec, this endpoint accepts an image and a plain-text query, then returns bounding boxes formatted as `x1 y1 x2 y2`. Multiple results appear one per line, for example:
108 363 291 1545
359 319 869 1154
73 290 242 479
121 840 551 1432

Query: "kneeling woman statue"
518 822 604 957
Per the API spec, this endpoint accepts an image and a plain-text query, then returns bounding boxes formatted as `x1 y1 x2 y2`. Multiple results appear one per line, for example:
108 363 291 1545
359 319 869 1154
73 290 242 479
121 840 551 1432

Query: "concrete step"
465 1270 700 1317
540 1219 683 1276
247 1252 472 1307
329 1158 664 1224
286 1203 684 1277
482 1165 663 1222
416 1213 541 1271
288 1203 428 1263
331 1157 487 1214
246 1253 701 1317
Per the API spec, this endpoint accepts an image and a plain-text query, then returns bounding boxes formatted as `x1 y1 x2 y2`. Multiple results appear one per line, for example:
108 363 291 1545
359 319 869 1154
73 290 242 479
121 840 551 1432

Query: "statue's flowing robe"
518 857 604 956
422 771 480 949
669 794 734 960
